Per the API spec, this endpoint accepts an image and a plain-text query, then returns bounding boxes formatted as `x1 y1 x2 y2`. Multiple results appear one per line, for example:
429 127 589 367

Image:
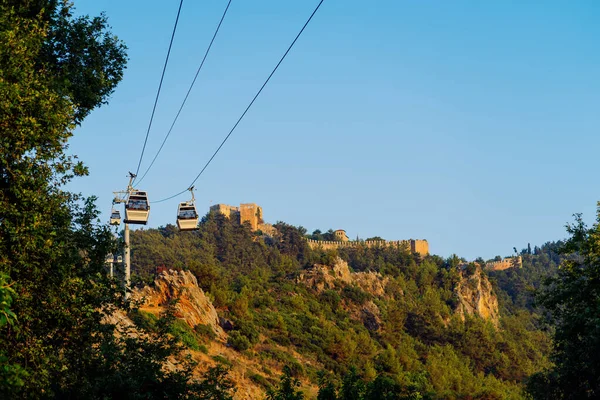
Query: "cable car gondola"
124 190 150 225
105 253 114 265
176 202 199 231
176 187 198 231
109 208 121 226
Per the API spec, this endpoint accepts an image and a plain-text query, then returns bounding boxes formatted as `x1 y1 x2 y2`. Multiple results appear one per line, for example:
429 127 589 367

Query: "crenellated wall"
210 204 239 219
306 238 429 256
209 203 430 257
485 256 522 271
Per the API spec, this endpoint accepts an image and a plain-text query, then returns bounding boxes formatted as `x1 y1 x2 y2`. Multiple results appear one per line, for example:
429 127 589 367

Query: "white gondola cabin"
105 253 114 265
176 201 198 231
124 190 150 224
109 209 121 226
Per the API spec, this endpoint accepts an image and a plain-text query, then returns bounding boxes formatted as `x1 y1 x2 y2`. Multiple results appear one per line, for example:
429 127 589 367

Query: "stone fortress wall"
210 204 239 219
306 238 429 256
485 256 522 271
210 203 429 257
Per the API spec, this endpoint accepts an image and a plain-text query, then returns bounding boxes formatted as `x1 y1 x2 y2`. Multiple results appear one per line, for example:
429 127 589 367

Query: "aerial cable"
154 0 325 204
133 0 185 181
135 0 233 187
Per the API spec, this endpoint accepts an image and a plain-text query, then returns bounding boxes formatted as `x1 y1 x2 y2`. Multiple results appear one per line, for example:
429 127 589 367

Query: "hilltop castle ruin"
210 203 275 234
210 203 429 256
485 256 522 271
306 237 429 256
210 203 263 230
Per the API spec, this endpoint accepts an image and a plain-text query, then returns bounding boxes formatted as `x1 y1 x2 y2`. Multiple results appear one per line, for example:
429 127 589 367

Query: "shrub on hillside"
228 331 251 351
342 285 370 305
169 319 201 351
194 323 217 340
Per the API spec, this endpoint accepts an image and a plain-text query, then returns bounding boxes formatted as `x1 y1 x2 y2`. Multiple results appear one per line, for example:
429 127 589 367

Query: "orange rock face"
454 266 500 325
133 269 226 340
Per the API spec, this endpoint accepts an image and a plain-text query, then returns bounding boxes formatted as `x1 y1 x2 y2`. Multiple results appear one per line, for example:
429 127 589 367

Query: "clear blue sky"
70 1 600 260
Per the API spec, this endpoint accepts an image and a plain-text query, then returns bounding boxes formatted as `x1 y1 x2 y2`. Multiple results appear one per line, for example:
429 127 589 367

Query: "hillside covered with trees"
2 0 600 399
127 213 556 399
0 1 234 398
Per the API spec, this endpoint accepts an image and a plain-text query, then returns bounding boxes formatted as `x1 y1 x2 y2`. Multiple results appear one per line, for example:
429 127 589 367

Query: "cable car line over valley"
107 0 325 295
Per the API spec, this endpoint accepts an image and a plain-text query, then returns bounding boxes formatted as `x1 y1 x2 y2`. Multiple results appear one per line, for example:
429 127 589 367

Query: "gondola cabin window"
127 198 148 210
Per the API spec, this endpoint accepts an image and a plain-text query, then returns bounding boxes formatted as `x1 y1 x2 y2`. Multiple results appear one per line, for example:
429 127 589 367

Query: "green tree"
339 367 366 400
317 371 338 400
310 229 324 241
364 375 402 400
0 274 26 392
267 365 305 400
0 274 16 331
195 365 236 400
529 208 600 399
7 0 127 123
0 4 100 394
0 2 230 398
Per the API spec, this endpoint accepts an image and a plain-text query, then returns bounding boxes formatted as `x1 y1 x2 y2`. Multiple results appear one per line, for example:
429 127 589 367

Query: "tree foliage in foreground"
267 366 305 400
0 2 234 398
528 207 600 399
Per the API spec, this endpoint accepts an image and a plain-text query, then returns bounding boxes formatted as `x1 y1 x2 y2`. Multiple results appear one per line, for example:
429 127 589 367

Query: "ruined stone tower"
334 229 349 242
239 203 262 231
211 202 263 232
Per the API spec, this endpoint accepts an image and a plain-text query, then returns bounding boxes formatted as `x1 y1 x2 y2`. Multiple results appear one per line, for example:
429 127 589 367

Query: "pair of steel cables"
130 0 325 203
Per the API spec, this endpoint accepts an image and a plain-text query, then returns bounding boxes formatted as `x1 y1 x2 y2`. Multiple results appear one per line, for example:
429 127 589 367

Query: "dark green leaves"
528 205 600 399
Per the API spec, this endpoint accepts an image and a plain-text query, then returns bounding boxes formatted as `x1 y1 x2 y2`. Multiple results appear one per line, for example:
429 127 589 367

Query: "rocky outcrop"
298 258 349 293
354 271 388 297
361 301 382 331
299 257 388 331
298 257 388 297
300 258 500 328
102 308 137 336
454 265 500 325
133 269 226 340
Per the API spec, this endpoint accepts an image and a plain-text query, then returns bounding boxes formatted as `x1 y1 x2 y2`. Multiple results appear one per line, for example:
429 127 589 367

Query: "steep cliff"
107 270 285 399
298 257 388 297
299 257 500 326
454 265 500 324
134 269 226 340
